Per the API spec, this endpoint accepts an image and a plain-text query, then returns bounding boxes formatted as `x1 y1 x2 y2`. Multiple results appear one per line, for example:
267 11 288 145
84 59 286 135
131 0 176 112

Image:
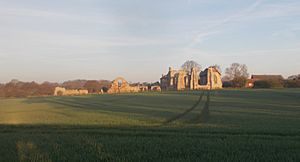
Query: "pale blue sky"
0 0 299 83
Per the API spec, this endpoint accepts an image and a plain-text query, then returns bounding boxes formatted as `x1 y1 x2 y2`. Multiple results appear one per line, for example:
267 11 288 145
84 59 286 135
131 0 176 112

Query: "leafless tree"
224 63 249 87
181 60 201 71
224 63 249 80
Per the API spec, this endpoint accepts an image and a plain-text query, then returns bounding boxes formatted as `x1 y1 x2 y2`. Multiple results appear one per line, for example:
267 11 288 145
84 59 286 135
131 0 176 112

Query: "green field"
0 89 300 162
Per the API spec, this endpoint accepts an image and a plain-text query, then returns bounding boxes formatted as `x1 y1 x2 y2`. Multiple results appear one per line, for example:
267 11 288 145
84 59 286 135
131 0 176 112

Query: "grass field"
0 89 300 161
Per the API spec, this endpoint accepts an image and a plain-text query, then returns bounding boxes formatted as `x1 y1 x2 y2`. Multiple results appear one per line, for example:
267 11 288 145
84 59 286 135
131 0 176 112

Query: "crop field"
0 89 300 162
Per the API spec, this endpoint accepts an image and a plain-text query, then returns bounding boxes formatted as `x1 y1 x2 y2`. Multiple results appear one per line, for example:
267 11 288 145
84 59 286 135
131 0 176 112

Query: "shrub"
254 80 271 88
232 76 247 88
222 81 233 88
284 80 300 88
254 79 284 88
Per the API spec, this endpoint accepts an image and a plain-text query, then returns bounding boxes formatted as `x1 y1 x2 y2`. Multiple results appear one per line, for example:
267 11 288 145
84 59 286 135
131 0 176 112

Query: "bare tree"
225 63 249 80
181 60 201 71
224 63 249 87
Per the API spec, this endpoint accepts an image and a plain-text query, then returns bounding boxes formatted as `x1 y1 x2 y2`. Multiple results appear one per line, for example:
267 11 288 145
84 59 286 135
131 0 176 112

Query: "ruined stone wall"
79 90 89 95
54 87 66 96
209 67 223 89
176 70 187 90
54 87 89 96
197 67 222 90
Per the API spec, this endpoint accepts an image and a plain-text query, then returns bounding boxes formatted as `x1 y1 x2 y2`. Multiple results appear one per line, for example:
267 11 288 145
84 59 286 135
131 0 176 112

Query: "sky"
0 0 300 83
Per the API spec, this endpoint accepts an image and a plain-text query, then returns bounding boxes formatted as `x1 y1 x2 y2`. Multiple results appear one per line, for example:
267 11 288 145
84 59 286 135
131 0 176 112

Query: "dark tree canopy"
62 80 87 89
0 81 57 98
83 80 102 93
181 60 201 71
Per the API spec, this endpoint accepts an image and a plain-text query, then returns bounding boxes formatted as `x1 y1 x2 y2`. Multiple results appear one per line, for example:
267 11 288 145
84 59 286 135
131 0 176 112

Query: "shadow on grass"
0 124 299 162
1 124 298 137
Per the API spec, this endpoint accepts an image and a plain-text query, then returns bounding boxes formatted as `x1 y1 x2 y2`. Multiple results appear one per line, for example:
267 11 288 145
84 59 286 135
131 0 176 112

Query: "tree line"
0 79 111 98
0 79 160 98
0 80 57 98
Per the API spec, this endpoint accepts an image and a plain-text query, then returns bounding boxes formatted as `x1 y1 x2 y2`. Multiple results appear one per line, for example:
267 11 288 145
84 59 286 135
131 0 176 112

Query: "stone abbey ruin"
53 66 222 96
160 66 222 90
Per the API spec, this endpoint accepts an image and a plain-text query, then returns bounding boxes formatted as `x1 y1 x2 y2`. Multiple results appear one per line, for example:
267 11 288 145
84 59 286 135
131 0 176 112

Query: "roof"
251 75 284 80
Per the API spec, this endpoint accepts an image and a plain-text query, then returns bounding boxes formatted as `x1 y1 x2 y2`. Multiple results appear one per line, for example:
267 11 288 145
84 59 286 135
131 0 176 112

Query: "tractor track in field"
191 91 211 123
163 90 212 125
163 92 205 125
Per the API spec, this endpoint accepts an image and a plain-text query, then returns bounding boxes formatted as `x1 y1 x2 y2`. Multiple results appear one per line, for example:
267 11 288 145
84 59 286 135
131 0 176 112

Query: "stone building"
160 66 222 90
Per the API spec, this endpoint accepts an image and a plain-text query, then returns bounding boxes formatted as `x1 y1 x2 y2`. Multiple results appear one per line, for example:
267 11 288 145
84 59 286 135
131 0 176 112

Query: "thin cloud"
246 2 300 19
186 0 263 49
184 47 300 57
188 31 220 47
0 30 181 61
209 0 263 28
0 7 120 25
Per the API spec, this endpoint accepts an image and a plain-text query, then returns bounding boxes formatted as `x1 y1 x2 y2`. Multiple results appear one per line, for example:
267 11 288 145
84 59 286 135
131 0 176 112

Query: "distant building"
246 75 284 88
160 66 222 90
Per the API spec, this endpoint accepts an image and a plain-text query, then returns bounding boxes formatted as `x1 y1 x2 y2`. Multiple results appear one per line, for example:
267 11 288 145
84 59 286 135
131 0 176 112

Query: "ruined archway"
113 77 128 88
54 87 66 96
107 77 139 93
